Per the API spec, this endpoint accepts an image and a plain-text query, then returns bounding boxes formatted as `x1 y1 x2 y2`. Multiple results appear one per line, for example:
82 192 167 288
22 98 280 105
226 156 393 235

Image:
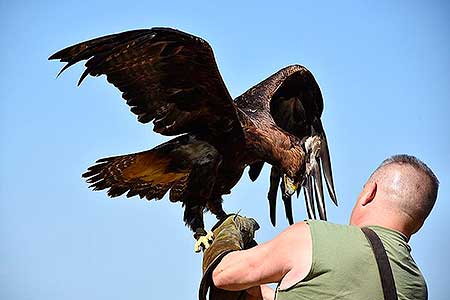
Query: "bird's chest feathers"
244 122 303 174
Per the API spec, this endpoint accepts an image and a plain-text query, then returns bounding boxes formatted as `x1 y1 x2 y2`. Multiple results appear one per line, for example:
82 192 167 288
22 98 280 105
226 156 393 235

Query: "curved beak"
283 174 299 197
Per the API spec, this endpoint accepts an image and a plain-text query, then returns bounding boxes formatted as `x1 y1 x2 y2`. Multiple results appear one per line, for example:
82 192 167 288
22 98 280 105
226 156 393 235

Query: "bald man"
210 155 439 300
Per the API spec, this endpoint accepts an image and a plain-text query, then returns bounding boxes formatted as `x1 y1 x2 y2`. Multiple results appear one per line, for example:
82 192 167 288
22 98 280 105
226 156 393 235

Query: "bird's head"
282 173 302 197
281 142 308 198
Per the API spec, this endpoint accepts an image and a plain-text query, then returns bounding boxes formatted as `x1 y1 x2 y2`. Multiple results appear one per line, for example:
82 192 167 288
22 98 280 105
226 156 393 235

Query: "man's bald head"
351 155 439 236
368 155 438 223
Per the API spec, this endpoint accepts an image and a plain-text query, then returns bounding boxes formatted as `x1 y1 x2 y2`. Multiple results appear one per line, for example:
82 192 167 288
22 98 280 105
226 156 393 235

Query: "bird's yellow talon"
194 231 215 253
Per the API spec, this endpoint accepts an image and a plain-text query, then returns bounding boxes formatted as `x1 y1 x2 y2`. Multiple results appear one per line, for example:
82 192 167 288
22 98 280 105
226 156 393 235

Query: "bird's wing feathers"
49 28 243 137
236 65 323 118
267 166 282 226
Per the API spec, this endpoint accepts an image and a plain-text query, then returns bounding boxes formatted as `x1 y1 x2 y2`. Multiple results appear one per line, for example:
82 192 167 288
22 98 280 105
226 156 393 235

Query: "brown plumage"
49 27 337 240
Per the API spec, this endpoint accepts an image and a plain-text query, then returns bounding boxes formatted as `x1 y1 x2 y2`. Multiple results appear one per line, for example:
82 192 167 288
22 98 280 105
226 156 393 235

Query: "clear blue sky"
1 1 449 299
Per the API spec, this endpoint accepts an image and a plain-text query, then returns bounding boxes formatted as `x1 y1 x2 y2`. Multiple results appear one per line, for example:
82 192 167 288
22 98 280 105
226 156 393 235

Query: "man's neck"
351 216 412 241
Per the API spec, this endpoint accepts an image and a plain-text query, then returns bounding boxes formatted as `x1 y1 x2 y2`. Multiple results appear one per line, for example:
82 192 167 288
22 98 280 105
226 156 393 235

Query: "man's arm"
212 221 312 291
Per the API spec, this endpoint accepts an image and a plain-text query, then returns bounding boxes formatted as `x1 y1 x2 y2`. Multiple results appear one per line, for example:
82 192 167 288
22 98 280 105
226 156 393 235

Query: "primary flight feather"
50 27 338 251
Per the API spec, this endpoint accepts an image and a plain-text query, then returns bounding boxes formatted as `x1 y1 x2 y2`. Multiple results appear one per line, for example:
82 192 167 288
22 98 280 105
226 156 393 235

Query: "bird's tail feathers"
82 146 189 202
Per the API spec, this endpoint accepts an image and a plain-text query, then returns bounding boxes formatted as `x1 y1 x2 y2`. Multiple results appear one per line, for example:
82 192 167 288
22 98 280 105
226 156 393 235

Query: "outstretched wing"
49 28 243 137
240 65 337 224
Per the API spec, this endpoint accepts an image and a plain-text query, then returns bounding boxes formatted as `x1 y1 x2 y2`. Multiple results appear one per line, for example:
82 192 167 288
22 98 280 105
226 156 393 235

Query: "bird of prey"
49 27 337 252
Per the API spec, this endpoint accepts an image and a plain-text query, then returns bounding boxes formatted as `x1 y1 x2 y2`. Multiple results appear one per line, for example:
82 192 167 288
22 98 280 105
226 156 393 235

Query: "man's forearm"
212 240 289 290
213 250 260 291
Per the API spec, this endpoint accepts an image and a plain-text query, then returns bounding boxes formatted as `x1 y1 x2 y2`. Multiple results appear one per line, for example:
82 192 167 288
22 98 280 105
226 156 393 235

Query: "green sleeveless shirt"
275 220 427 300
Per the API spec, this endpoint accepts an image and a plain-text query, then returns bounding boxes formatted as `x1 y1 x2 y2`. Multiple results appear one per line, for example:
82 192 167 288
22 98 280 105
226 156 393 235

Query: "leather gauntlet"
198 214 260 300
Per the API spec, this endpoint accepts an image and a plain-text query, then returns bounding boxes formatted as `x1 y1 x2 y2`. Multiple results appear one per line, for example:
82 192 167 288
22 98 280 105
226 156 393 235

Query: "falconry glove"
198 214 260 300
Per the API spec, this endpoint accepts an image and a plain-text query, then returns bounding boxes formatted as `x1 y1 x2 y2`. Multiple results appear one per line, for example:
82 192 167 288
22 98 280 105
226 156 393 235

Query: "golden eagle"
50 28 337 251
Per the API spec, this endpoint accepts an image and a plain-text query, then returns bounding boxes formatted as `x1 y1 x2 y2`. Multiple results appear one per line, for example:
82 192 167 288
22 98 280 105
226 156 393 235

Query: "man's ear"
361 182 377 206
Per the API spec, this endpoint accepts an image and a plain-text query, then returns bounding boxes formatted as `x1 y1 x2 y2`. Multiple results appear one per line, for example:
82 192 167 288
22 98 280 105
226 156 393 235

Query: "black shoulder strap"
361 227 398 300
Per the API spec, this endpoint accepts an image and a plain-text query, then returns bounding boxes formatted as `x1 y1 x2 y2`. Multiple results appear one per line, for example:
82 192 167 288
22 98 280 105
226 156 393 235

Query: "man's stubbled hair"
370 154 439 221
373 154 439 193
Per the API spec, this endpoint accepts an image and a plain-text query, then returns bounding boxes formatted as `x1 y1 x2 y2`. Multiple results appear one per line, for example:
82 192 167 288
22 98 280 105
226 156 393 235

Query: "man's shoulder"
304 220 368 253
305 219 361 234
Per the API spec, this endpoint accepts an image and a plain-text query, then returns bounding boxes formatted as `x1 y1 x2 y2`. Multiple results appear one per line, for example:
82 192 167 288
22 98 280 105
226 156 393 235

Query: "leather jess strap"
361 227 398 300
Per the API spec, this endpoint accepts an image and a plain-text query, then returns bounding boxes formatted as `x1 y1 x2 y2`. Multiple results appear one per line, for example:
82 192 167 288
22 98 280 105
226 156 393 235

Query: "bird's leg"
184 204 214 253
182 148 222 253
206 198 227 221
191 199 228 253
194 228 215 253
